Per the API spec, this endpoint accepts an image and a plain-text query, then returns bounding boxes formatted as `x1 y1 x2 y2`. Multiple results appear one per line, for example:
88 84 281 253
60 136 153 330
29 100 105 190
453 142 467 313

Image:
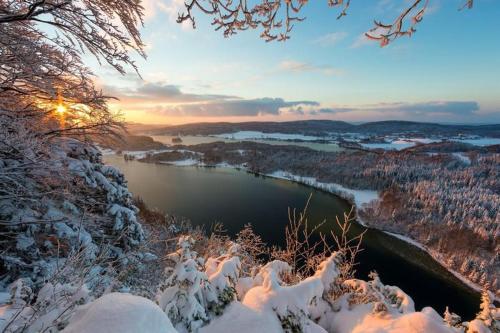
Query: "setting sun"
56 104 66 115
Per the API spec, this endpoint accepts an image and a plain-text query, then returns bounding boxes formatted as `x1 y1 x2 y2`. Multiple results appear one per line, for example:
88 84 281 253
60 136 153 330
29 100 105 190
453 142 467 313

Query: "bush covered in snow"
152 235 500 333
0 138 144 288
2 217 499 333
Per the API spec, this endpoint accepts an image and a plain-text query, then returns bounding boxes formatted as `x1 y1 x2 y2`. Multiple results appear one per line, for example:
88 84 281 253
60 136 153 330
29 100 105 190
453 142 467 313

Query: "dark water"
104 155 480 319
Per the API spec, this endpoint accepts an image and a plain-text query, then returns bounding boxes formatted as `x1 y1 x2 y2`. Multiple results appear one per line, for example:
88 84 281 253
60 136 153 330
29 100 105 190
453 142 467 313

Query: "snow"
121 149 172 159
160 159 199 166
330 306 455 333
97 147 115 155
12 236 491 333
0 292 14 332
360 140 417 151
467 319 491 333
206 256 241 292
237 259 328 333
215 131 322 141
452 152 471 165
453 138 500 147
267 170 378 207
384 231 427 251
63 293 176 333
1 137 145 285
0 281 91 333
200 302 283 333
360 138 443 151
406 138 441 144
199 252 469 333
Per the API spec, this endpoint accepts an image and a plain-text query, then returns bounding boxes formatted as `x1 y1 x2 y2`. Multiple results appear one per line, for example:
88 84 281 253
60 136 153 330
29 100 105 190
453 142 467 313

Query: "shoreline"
107 150 485 297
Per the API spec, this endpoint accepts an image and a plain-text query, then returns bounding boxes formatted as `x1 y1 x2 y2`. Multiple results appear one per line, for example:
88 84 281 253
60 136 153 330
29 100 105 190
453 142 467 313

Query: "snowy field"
360 140 418 151
360 138 441 151
214 131 323 141
453 137 500 146
359 136 500 151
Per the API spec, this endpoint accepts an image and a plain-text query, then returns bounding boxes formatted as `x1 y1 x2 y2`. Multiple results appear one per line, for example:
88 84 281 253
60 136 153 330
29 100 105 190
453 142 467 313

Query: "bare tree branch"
178 0 475 45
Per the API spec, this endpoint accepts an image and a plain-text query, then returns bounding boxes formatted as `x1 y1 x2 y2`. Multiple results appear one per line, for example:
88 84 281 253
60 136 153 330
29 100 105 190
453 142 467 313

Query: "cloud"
106 81 483 121
364 101 480 116
279 101 481 120
279 60 315 72
105 82 236 103
106 82 318 117
278 60 343 76
149 98 319 117
308 101 479 115
313 32 348 47
142 0 185 21
350 33 373 48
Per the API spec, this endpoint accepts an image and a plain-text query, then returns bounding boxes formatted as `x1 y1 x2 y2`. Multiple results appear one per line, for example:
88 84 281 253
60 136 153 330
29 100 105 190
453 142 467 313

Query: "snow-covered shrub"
157 236 211 332
1 279 90 332
157 237 244 332
251 267 323 331
444 307 462 328
235 224 267 274
204 243 241 315
342 271 415 314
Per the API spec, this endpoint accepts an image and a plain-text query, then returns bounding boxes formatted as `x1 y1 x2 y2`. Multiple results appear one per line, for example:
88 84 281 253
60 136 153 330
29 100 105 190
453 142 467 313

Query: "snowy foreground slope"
1 140 498 333
4 236 497 333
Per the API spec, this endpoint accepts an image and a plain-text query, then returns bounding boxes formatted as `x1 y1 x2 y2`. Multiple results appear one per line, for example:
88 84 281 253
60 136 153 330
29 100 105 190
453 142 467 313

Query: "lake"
151 135 344 152
104 154 480 319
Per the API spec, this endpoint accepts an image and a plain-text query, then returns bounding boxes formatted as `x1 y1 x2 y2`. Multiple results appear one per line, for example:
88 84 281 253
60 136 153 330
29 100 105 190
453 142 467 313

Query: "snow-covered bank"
262 172 491 299
107 154 487 301
453 137 500 147
360 140 418 151
383 232 488 298
214 131 324 141
359 137 499 151
160 158 200 166
359 138 443 151
266 170 378 208
383 231 427 251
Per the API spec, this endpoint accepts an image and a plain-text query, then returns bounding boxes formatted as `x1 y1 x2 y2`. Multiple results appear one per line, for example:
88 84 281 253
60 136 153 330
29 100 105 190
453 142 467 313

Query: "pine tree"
443 306 462 327
477 290 493 327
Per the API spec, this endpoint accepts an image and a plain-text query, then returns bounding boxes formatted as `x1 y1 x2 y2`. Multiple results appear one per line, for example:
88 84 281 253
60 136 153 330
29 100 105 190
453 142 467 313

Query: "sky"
89 0 500 125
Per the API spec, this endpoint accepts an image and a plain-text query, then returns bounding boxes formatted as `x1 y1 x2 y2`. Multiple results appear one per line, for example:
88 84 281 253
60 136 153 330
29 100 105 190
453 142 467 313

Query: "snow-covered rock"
63 293 176 333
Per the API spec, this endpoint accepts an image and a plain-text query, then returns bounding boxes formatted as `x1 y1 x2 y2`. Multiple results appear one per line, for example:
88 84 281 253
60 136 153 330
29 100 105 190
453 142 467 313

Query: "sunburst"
56 104 67 115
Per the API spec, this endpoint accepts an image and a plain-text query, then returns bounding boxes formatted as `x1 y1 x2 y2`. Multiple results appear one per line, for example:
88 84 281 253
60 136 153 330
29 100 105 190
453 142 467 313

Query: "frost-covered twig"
178 0 475 45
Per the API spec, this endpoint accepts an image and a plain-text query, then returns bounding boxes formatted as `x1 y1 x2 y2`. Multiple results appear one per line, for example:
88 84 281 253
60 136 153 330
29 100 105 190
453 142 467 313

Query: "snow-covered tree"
157 237 243 331
156 236 210 331
0 0 147 291
444 306 462 328
476 290 499 329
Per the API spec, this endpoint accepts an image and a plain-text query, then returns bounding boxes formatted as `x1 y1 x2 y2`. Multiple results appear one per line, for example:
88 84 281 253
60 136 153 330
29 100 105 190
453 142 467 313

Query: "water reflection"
104 155 480 319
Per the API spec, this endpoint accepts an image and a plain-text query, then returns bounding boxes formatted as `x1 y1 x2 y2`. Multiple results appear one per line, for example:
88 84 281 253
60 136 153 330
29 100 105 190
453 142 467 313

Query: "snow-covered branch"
178 0 475 45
